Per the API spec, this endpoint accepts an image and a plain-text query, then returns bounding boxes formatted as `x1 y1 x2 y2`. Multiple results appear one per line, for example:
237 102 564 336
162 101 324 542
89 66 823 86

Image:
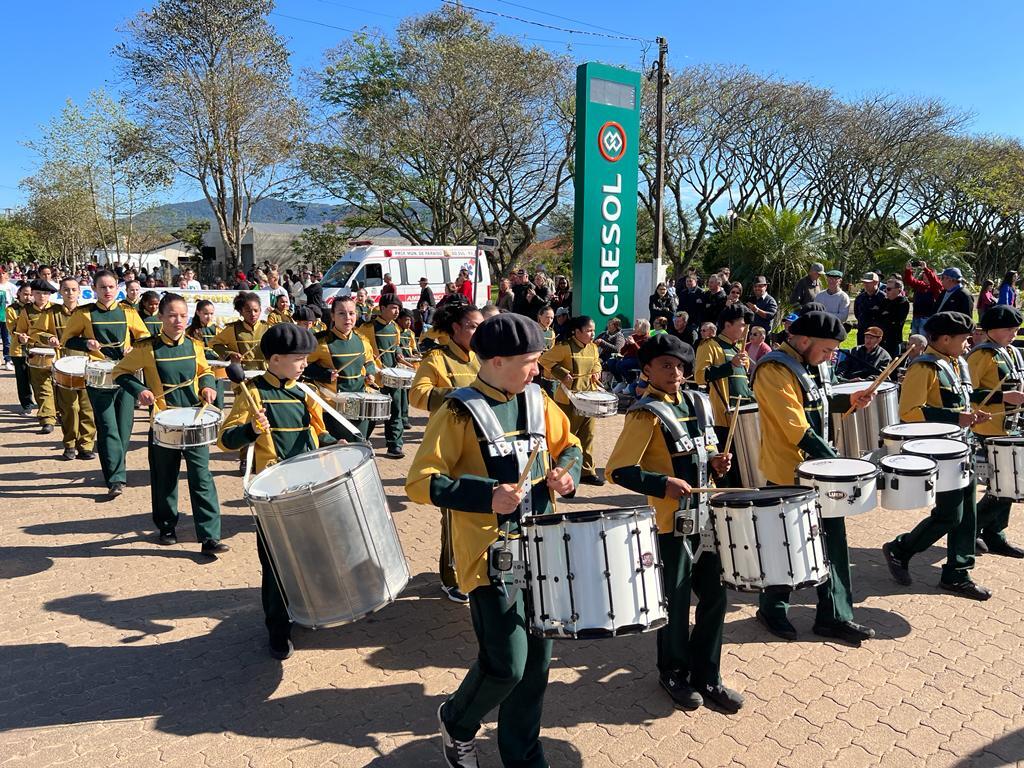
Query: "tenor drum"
880 422 964 454
84 360 118 389
902 438 971 493
380 366 414 389
732 403 767 488
245 444 409 629
521 506 667 639
572 391 618 418
878 454 937 511
52 355 87 390
830 381 899 458
796 457 879 518
339 391 391 421
710 486 828 592
985 435 1024 500
152 406 222 449
27 348 55 369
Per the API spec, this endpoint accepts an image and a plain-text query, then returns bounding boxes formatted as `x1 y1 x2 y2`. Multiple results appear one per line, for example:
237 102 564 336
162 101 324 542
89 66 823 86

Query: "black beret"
292 305 318 322
717 304 753 327
980 305 1023 330
799 302 826 316
260 323 318 358
378 293 403 308
925 311 974 337
29 279 53 293
638 333 694 369
470 313 547 360
789 311 846 341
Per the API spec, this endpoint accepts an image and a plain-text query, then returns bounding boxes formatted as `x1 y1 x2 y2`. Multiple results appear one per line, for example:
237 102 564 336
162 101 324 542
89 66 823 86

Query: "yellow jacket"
538 338 602 405
968 346 1012 437
6 303 26 356
694 334 754 427
59 302 150 361
211 320 267 370
899 347 970 425
305 329 376 394
112 332 215 413
266 309 292 326
409 340 480 412
14 302 53 349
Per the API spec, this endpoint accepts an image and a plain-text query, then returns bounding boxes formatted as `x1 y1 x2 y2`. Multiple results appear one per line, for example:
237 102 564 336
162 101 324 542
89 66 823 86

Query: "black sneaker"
975 537 990 555
438 702 479 768
158 531 177 546
755 609 798 641
77 449 95 460
985 539 1024 559
882 542 912 585
939 580 992 601
386 447 405 459
61 447 76 461
40 424 54 435
813 620 875 646
441 584 469 604
659 671 703 710
695 681 744 714
269 632 294 661
108 483 125 498
201 540 231 557
581 474 605 486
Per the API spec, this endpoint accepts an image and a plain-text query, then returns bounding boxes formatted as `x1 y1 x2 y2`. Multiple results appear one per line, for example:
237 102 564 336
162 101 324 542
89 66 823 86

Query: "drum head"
155 407 221 427
797 458 877 480
247 444 372 500
575 392 614 403
882 423 959 440
830 381 870 396
880 454 936 475
244 369 265 380
29 348 55 357
902 438 968 459
381 366 413 377
524 506 654 526
54 356 88 374
87 361 115 373
986 435 1024 446
710 486 816 508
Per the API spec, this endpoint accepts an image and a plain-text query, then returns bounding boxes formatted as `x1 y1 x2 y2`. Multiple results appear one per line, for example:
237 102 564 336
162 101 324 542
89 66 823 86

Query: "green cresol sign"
572 62 641 326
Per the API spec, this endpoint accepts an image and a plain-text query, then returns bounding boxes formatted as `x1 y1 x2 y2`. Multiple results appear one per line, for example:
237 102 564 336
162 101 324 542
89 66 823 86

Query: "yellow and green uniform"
305 327 377 440
406 378 581 764
119 299 140 314
399 327 417 358
539 338 602 478
219 372 334 639
15 302 56 426
211 320 268 371
6 300 33 409
266 308 292 326
355 300 374 326
42 303 96 452
695 334 754 428
752 343 857 627
408 338 481 590
141 313 163 338
534 325 558 397
61 301 150 489
114 332 221 542
189 324 226 409
419 326 448 354
607 384 726 686
886 348 978 584
356 316 407 451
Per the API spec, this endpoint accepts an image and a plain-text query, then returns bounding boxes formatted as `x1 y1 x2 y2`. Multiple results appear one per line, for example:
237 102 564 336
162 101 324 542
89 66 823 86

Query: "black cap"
789 311 846 341
717 304 753 328
378 293 402 308
470 313 547 360
980 305 1023 330
292 305 319 322
29 279 53 293
638 333 695 369
259 323 318 358
925 311 974 337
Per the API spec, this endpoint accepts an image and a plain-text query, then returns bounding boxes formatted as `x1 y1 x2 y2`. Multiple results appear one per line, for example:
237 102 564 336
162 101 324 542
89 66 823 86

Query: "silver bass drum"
732 403 767 488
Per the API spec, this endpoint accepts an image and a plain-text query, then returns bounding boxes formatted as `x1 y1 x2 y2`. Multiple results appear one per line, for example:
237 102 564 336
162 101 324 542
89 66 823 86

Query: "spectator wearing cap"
790 262 824 307
877 278 910 357
853 272 884 345
772 312 800 347
902 259 943 336
553 305 571 341
837 326 891 380
817 270 851 324
648 282 677 324
935 267 973 316
745 276 778 333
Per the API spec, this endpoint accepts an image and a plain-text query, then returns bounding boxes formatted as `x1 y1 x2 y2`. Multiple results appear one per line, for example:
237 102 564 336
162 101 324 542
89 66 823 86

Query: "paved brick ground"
2 376 1024 767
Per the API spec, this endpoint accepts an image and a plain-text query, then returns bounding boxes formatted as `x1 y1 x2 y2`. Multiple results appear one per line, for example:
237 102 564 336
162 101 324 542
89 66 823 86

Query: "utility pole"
652 37 668 275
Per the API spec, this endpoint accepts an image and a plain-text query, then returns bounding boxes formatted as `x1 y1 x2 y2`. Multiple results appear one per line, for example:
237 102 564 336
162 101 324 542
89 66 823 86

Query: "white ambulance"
320 244 491 308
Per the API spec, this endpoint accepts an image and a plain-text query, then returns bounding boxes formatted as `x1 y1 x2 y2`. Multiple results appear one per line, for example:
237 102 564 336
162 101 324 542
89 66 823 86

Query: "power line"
491 0 639 38
270 11 379 36
308 0 401 21
441 0 655 42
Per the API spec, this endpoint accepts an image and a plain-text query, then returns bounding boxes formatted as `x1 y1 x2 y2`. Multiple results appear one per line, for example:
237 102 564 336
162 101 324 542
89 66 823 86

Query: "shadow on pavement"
950 726 1024 767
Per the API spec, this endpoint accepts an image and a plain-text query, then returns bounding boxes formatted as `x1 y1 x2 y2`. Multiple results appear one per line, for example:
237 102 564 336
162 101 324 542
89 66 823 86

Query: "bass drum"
245 444 409 629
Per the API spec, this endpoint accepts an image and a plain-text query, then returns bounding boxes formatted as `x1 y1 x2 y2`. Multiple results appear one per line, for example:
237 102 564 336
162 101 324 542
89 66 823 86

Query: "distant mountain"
136 198 350 232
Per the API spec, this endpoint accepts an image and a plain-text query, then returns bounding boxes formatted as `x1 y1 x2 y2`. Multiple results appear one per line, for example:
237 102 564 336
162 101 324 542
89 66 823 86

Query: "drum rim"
522 505 655 525
986 435 1024 446
902 438 970 459
709 485 816 508
244 442 374 501
880 455 938 476
881 423 959 437
796 458 879 483
153 405 223 427
28 347 56 356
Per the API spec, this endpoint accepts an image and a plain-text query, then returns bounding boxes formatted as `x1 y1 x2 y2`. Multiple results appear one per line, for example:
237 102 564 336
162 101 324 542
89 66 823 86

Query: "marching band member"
113 293 225 556
406 313 581 768
7 282 35 414
753 311 875 644
883 311 993 599
218 323 336 660
119 279 143 313
41 278 95 459
61 269 150 498
408 301 483 604
397 308 417 359
539 314 603 485
292 304 323 332
186 300 226 410
15 279 57 434
304 295 376 441
968 305 1024 558
266 293 292 325
356 293 408 459
138 291 163 337
607 334 743 713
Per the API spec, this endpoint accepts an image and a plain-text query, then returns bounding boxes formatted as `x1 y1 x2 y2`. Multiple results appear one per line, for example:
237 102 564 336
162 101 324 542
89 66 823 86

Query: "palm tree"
874 222 973 280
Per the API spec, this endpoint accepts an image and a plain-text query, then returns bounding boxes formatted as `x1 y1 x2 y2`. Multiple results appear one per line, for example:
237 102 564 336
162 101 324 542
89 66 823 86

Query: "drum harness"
446 383 547 600
753 350 832 440
969 342 1024 433
910 353 978 475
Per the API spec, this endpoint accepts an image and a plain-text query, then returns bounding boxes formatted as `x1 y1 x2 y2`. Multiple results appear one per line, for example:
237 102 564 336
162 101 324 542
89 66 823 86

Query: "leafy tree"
172 220 211 257
291 222 353 273
874 221 973 279
20 163 100 267
0 215 40 263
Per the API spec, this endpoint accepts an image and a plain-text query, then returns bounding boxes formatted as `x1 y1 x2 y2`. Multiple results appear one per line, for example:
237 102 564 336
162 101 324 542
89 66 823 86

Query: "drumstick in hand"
842 338 925 418
978 372 1012 409
192 400 211 425
515 443 544 494
722 396 743 456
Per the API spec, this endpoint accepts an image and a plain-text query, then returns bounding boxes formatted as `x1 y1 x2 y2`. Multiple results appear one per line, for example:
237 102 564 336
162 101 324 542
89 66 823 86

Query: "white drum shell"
245 444 409 629
152 407 222 449
522 507 667 639
902 438 971 493
380 367 414 389
572 391 618 418
986 437 1024 501
878 455 937 511
85 361 118 389
796 458 879 518
880 422 963 455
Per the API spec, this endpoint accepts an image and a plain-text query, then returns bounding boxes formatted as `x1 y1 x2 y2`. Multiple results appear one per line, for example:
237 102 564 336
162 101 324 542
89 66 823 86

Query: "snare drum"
985 435 1024 500
878 454 937 510
52 356 88 390
521 506 667 639
339 391 391 422
710 486 829 592
380 366 414 389
902 438 971 492
572 390 619 418
152 406 222 449
796 458 879 518
880 422 964 454
27 348 56 369
84 360 118 389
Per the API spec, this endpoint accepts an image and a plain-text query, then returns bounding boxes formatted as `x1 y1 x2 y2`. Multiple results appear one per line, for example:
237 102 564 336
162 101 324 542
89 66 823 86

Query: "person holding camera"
903 260 944 336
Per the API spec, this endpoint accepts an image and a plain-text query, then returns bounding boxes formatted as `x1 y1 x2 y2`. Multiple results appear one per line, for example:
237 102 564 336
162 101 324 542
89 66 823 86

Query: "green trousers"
976 493 1012 546
759 517 855 627
12 356 33 408
148 436 221 541
889 480 977 584
256 522 290 637
28 365 56 425
87 386 135 487
439 509 457 589
558 402 596 477
658 533 726 685
56 385 95 451
365 386 407 450
443 585 552 768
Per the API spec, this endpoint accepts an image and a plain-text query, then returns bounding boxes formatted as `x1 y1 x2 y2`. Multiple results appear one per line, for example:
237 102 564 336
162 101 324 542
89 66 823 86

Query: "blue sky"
3 0 1022 212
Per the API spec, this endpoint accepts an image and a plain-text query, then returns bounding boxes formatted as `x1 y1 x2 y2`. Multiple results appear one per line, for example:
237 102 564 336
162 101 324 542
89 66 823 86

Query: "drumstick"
552 456 579 479
689 486 757 494
192 400 211 425
515 443 543 494
978 372 1013 408
225 363 262 414
842 340 924 418
721 395 743 456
